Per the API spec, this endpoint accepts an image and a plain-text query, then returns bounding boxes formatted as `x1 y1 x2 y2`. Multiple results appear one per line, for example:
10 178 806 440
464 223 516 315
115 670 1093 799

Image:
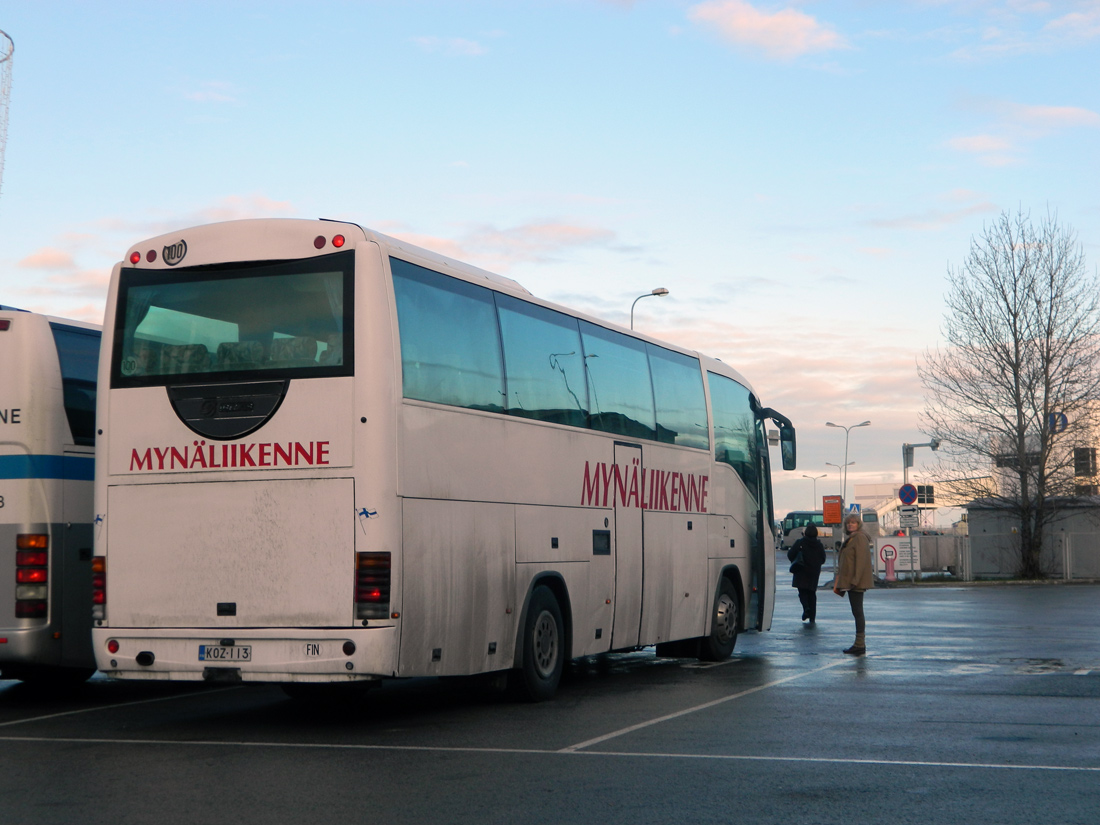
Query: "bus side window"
648 344 709 450
391 258 505 413
579 321 656 441
497 294 588 428
707 372 760 496
50 323 101 446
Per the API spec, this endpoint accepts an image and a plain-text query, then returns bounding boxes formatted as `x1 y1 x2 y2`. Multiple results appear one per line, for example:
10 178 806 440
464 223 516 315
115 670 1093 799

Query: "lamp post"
802 474 826 508
825 462 853 496
630 288 669 329
826 420 871 507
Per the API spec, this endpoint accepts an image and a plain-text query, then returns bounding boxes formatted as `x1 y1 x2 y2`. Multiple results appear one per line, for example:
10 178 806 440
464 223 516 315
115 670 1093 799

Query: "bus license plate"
198 644 252 662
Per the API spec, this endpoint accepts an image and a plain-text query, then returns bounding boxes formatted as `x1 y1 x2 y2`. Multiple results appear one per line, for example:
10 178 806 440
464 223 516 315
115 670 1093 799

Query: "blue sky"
1 1 1097 516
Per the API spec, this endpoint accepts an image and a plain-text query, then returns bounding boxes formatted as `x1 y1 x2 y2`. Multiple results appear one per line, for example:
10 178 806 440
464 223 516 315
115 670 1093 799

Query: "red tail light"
15 535 49 620
92 556 107 621
356 552 391 620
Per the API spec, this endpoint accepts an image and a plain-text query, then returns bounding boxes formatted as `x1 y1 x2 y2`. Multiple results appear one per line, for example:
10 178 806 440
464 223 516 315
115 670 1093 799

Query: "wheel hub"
533 610 559 677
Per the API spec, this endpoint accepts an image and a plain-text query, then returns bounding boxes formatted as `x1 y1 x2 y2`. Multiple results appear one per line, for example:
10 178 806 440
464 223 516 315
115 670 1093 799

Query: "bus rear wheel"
515 585 564 702
700 578 739 661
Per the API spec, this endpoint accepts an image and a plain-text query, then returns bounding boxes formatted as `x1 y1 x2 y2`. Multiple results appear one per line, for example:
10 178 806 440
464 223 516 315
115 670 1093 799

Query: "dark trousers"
797 587 817 621
848 589 866 634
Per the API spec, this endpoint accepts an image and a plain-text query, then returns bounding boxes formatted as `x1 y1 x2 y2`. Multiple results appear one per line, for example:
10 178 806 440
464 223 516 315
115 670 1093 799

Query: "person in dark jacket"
788 524 827 622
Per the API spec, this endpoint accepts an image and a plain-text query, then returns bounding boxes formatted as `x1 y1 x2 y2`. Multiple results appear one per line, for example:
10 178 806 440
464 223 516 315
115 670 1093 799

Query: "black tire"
516 585 564 702
700 578 739 661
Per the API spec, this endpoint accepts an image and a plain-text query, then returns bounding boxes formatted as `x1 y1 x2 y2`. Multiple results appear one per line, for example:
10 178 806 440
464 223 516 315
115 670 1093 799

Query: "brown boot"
843 633 866 655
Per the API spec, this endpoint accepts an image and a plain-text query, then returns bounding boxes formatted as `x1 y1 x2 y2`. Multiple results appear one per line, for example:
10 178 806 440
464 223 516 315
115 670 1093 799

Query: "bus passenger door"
611 443 643 649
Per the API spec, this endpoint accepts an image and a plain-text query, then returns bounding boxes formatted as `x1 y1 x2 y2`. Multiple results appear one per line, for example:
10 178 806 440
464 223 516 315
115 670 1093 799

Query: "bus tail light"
15 534 49 619
356 552 390 620
92 556 107 621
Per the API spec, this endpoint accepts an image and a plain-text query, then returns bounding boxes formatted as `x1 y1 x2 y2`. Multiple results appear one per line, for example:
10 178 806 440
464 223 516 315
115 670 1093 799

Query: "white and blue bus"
92 219 795 700
1 306 100 683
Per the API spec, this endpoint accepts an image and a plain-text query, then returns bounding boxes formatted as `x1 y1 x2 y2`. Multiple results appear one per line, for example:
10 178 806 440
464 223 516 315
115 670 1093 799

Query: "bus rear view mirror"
780 426 796 471
758 406 796 471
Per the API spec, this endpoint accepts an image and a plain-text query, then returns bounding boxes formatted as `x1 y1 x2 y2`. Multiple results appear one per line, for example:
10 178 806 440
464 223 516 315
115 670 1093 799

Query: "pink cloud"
946 134 1014 153
194 194 295 223
380 220 622 273
17 248 76 270
688 0 849 60
944 134 1021 167
1003 102 1100 132
183 81 239 104
410 36 487 56
1044 6 1100 41
20 269 111 300
867 201 999 231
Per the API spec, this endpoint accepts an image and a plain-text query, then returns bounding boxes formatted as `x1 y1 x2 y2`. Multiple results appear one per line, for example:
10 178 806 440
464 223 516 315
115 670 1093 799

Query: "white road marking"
0 686 242 729
560 659 847 752
0 735 1097 773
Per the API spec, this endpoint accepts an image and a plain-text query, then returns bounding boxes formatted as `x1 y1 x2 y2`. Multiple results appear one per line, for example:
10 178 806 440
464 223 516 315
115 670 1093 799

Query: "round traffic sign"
899 483 918 505
880 544 897 562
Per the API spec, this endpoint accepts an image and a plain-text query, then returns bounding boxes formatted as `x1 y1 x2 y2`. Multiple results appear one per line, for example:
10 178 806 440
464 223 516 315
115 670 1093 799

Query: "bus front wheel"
700 578 739 661
516 585 564 702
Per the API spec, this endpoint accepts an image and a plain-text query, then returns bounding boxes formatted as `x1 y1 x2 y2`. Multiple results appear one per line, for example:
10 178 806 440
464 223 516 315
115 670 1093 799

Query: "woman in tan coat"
834 513 873 655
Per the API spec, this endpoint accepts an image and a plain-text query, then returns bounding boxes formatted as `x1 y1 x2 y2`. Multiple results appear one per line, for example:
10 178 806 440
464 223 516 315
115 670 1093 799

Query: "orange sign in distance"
822 495 843 526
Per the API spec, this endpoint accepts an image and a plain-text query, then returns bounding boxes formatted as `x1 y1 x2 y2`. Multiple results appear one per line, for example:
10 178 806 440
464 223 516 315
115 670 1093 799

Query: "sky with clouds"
0 0 1097 518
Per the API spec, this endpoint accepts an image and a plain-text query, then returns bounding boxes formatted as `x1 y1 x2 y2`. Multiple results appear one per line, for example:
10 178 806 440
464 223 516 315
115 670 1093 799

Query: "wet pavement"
1 578 1097 824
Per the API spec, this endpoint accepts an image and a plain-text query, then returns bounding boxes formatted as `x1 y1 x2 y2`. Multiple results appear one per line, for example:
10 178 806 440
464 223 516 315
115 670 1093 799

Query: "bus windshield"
111 251 354 387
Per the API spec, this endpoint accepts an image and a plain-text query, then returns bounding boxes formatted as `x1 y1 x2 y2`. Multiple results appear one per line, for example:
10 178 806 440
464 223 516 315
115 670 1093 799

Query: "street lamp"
630 288 669 329
802 474 826 507
826 420 871 506
825 462 853 496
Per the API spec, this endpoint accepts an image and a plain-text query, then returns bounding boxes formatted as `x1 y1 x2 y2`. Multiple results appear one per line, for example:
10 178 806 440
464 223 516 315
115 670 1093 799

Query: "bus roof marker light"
0 319 10 331
146 250 157 263
332 234 345 248
314 235 326 249
129 251 141 264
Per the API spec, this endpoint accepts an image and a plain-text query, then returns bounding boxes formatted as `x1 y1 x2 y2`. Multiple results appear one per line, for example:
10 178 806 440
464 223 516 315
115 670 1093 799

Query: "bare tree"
919 210 1100 578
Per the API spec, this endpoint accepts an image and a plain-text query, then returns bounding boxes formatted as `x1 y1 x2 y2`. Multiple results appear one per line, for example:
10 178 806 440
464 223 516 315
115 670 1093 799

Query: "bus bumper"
0 624 63 670
91 626 398 683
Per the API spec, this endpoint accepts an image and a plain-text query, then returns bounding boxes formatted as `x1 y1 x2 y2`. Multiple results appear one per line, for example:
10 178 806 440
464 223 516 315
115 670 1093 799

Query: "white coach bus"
92 219 796 700
1 306 100 683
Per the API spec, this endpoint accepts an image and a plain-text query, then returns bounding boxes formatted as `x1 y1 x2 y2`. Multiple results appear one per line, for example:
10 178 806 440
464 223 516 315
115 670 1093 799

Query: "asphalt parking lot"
2 579 1098 825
